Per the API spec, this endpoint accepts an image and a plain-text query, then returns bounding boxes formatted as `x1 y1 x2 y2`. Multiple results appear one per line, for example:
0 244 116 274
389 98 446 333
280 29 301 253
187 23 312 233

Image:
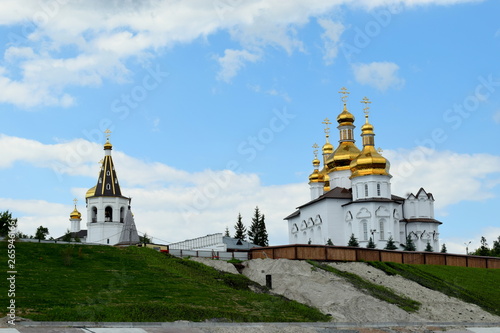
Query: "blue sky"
0 0 499 253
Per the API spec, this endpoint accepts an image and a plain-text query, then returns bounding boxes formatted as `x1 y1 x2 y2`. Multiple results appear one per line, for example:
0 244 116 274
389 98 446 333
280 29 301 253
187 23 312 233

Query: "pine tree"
234 213 246 240
224 226 230 237
440 243 447 253
424 241 433 252
476 236 490 256
248 207 260 245
347 233 359 247
384 236 398 250
403 235 416 251
35 225 49 243
366 237 376 249
258 214 269 246
248 207 269 246
326 238 334 246
491 236 500 257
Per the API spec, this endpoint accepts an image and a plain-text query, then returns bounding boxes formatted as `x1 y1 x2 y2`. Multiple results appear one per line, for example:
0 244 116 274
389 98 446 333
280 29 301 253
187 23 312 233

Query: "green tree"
326 238 333 246
258 214 269 246
491 236 500 257
384 236 398 250
424 241 433 252
224 226 230 237
366 237 376 249
35 226 49 242
403 235 416 251
347 233 359 247
140 232 151 245
248 207 268 246
440 243 447 253
234 213 246 240
473 236 490 256
61 229 73 242
0 211 17 237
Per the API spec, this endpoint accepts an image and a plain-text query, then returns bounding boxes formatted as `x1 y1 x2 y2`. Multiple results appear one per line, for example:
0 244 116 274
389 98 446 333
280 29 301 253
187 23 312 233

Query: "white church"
66 135 140 246
285 88 442 251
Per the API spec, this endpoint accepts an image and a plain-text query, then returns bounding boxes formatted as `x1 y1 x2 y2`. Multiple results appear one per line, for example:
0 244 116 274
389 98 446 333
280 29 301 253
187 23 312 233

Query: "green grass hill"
1 242 329 322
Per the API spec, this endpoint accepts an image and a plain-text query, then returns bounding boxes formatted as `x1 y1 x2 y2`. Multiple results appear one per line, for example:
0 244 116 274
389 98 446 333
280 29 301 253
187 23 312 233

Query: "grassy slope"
368 261 500 317
0 242 329 322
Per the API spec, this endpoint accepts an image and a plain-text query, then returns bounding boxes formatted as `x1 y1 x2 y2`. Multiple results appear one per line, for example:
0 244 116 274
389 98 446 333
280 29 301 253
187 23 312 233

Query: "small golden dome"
313 157 320 167
322 141 333 155
104 138 113 150
70 207 81 219
309 158 321 182
86 186 96 198
336 104 355 125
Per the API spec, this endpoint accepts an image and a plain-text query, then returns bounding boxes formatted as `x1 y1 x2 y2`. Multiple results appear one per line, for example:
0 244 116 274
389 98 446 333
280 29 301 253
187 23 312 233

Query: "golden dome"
309 157 321 182
336 104 355 125
104 138 113 150
86 186 96 198
326 142 361 171
322 141 333 155
350 115 390 179
70 207 81 219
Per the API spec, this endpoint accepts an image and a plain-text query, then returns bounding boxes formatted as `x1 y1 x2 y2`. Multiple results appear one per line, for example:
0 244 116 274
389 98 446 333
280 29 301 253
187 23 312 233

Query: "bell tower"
86 130 136 245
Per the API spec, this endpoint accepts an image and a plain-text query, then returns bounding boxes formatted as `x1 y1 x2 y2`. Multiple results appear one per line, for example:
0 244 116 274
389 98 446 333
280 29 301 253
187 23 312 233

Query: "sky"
0 0 499 254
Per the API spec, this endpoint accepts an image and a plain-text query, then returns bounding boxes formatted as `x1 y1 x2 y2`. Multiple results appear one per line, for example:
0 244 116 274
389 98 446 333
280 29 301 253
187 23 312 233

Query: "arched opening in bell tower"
105 206 113 222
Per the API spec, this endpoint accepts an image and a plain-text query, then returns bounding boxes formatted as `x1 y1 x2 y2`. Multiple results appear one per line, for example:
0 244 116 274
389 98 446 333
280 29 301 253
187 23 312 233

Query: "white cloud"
216 49 261 82
0 0 481 108
352 61 405 91
384 147 500 211
317 18 345 65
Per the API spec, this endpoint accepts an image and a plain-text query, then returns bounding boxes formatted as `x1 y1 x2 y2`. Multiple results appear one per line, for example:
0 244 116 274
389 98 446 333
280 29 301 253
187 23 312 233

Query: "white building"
65 136 140 245
285 90 441 251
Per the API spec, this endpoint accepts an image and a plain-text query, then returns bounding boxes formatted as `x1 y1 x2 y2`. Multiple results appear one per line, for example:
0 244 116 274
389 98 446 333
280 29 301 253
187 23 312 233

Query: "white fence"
168 249 249 261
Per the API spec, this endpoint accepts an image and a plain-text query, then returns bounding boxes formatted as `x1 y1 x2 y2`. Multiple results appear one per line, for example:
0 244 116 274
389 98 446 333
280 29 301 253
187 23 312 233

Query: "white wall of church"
351 174 391 200
86 196 129 245
401 221 440 252
344 201 402 249
328 169 352 189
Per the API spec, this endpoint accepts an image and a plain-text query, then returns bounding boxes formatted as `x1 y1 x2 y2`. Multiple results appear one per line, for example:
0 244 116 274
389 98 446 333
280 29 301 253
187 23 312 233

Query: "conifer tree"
35 225 49 242
61 229 72 242
326 238 333 246
440 243 447 253
224 226 230 237
384 236 398 250
347 233 359 247
258 213 269 246
366 237 376 249
248 206 269 246
403 235 416 251
424 241 433 252
233 213 246 240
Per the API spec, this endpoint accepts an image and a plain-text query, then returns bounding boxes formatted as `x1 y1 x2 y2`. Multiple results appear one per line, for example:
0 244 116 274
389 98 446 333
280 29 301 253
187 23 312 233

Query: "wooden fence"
248 244 500 269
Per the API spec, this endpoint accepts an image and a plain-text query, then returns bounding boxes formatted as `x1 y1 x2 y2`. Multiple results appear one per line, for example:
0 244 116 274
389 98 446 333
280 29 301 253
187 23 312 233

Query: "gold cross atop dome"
361 97 371 115
312 143 319 158
322 118 332 136
104 129 112 138
73 198 78 206
338 87 350 103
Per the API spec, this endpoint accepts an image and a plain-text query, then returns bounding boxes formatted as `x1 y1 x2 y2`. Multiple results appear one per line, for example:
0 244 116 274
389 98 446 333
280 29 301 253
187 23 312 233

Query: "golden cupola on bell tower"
350 97 390 179
325 88 361 172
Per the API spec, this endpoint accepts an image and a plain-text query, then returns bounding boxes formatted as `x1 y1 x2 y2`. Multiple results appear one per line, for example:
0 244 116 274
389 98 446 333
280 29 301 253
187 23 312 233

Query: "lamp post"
464 241 471 255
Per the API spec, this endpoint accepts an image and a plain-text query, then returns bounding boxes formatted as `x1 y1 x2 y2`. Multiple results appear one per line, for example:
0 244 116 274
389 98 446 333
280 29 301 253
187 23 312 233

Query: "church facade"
285 89 441 251
67 135 140 246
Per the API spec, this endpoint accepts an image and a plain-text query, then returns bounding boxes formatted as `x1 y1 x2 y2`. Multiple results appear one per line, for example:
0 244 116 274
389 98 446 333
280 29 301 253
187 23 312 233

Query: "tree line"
224 206 269 247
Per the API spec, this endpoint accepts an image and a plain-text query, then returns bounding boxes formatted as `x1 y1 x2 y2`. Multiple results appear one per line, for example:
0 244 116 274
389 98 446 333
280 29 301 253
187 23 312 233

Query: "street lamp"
464 241 472 255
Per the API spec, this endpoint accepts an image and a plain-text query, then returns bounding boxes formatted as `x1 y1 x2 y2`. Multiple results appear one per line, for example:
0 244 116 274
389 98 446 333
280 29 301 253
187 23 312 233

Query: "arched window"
377 183 381 196
106 170 110 176
364 184 369 197
379 219 385 240
106 183 111 190
362 220 368 241
120 207 125 223
91 206 97 223
105 206 113 222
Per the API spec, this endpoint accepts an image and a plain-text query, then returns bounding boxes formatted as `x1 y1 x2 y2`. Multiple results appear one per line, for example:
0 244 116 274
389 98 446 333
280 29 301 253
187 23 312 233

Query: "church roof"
296 187 352 210
400 217 442 225
91 139 125 198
